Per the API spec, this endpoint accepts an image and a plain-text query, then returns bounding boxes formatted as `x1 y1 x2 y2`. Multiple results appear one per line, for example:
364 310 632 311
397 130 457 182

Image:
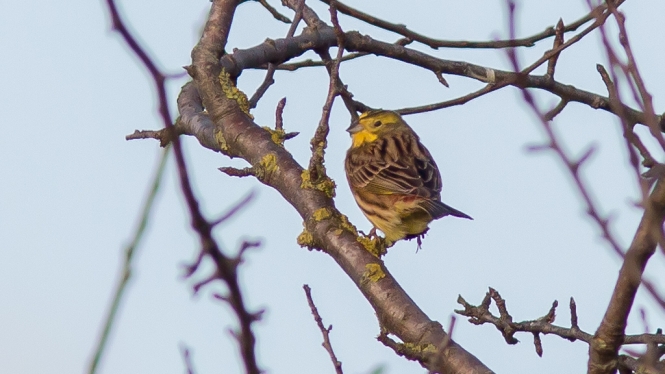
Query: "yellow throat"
351 131 378 148
349 110 403 148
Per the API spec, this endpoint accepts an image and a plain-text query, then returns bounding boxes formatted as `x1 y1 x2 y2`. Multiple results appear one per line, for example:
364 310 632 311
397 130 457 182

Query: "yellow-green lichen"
362 263 385 283
297 228 315 249
332 228 343 236
402 343 437 354
300 169 336 199
218 69 253 119
338 213 358 236
313 141 326 157
262 126 287 147
215 130 229 152
255 153 278 181
357 236 387 258
312 207 332 221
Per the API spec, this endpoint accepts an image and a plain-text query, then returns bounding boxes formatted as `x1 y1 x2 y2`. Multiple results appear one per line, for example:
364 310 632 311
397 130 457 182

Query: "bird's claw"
359 227 379 239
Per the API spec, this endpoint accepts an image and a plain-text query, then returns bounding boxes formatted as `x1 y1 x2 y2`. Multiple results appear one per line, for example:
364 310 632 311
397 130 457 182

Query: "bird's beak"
346 121 363 134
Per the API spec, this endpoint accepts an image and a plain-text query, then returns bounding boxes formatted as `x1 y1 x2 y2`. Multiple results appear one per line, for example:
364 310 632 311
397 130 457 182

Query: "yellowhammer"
344 110 471 246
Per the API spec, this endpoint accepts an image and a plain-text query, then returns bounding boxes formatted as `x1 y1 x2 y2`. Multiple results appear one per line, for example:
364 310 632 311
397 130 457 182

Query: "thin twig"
320 0 603 50
303 285 343 374
307 4 346 181
396 84 495 115
544 99 569 121
248 0 304 108
257 0 291 23
88 147 169 374
211 190 256 226
248 63 276 108
180 343 196 374
381 1 611 117
596 64 656 168
428 316 457 373
606 3 663 150
275 97 286 131
270 52 369 71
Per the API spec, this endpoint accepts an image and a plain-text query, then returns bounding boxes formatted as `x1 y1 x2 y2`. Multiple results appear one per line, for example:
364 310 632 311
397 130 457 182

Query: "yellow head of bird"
346 110 405 148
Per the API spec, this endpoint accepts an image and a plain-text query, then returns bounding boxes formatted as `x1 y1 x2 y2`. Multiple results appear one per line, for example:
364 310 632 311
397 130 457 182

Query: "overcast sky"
1 1 664 373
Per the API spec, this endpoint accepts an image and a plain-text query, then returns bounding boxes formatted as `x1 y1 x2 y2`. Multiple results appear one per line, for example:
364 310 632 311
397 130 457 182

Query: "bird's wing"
346 132 441 199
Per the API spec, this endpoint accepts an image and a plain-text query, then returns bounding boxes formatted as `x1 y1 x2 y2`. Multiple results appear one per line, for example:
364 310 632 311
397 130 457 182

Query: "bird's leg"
360 227 378 238
414 228 429 252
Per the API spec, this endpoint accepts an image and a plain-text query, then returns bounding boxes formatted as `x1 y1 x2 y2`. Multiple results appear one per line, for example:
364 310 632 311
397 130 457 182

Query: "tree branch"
588 179 665 374
456 288 665 358
320 0 604 49
303 285 343 374
183 2 494 371
216 10 660 128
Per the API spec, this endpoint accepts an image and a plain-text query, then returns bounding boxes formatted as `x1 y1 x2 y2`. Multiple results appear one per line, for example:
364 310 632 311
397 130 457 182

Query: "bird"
344 109 471 247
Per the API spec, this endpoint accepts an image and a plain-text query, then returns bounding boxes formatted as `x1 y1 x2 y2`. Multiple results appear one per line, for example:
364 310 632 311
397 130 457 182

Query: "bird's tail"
424 199 473 220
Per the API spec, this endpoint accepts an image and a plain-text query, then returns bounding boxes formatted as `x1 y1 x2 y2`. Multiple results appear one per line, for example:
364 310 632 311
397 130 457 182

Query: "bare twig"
256 0 291 23
271 52 369 71
396 84 495 115
248 0 304 108
88 147 169 374
320 0 604 50
307 4 345 181
303 285 343 374
596 64 656 169
605 3 663 149
211 190 256 226
428 316 457 373
265 37 411 72
546 19 565 77
456 288 665 355
396 7 606 116
180 344 196 374
275 97 286 131
248 63 276 108
544 99 569 121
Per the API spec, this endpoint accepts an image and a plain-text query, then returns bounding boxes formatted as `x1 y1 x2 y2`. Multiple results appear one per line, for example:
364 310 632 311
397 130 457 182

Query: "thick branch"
588 179 665 374
178 83 493 373
186 4 493 367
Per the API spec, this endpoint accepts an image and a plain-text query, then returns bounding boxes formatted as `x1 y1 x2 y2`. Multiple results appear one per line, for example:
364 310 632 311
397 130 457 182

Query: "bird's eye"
373 121 382 127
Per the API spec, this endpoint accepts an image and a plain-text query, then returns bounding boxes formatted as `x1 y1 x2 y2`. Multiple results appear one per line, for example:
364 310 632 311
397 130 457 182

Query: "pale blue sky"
1 1 664 373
